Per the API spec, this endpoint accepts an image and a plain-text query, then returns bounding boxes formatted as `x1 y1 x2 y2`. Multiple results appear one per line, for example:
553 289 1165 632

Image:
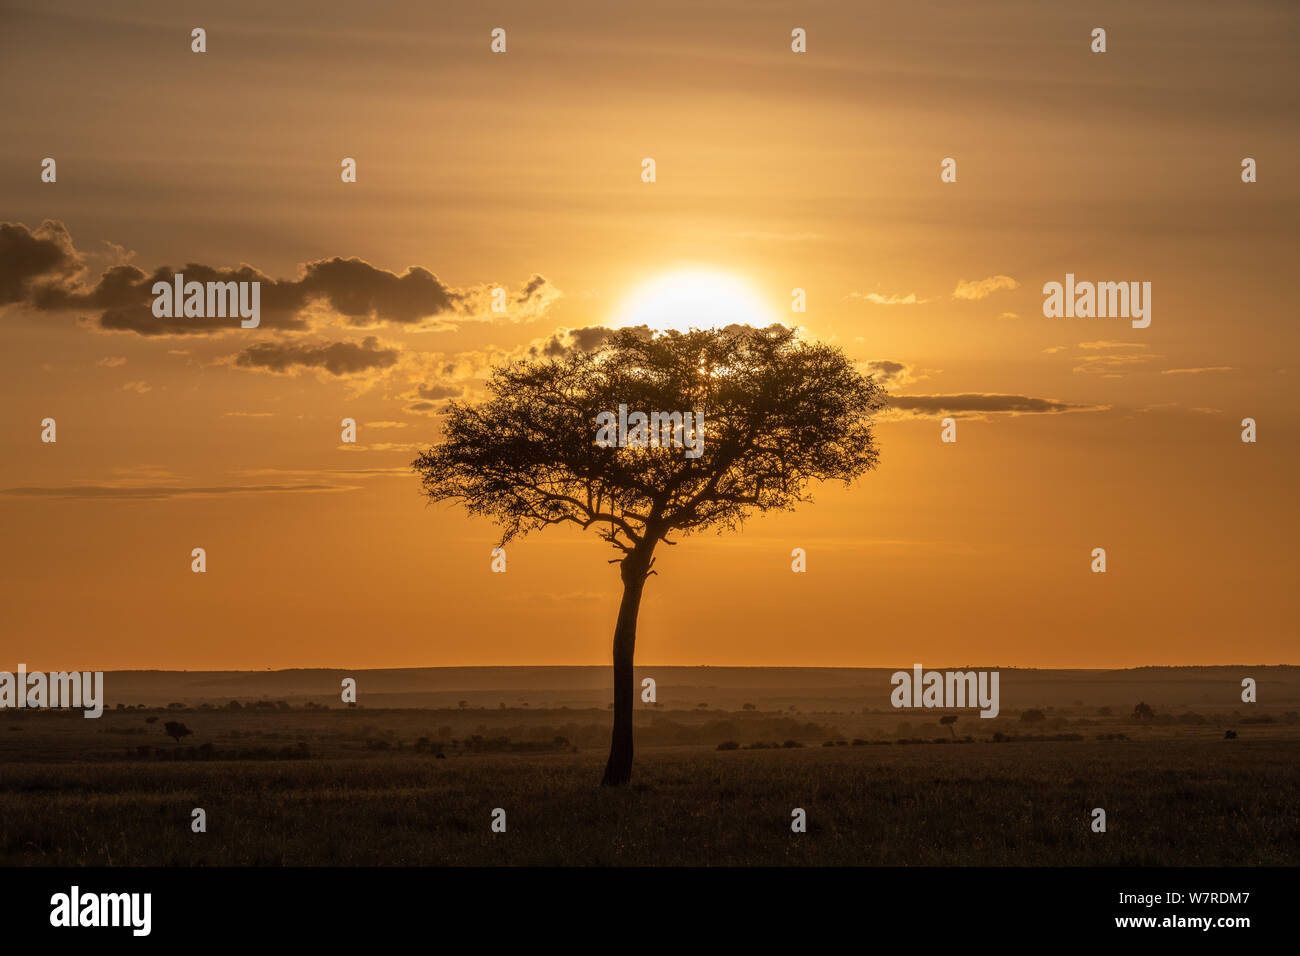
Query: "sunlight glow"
611 270 777 333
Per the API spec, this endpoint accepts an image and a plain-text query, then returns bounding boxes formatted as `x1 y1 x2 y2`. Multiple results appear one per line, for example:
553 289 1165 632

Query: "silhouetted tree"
413 326 885 785
1133 701 1155 722
940 714 958 736
163 721 192 744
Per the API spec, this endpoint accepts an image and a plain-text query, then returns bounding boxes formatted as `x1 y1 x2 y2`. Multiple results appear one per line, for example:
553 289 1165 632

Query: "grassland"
2 691 1297 865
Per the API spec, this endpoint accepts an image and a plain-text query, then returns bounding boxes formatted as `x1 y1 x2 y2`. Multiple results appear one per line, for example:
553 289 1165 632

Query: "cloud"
33 261 311 336
0 483 350 500
0 220 82 305
296 258 459 326
121 380 151 393
886 393 1104 417
234 467 410 479
859 360 921 388
952 275 1019 300
346 441 423 453
233 336 399 376
525 324 616 359
96 356 127 367
415 383 463 400
1073 353 1159 376
847 291 932 306
1048 341 1157 376
1160 366 1236 375
403 400 447 416
0 221 560 335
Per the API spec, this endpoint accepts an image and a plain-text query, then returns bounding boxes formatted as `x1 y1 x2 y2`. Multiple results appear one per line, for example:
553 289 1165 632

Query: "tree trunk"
601 546 654 786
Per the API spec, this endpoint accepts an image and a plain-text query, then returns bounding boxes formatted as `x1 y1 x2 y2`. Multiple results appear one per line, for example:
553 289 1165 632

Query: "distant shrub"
1224 730 1238 739
782 740 803 749
851 738 868 746
1020 709 1046 723
716 741 740 751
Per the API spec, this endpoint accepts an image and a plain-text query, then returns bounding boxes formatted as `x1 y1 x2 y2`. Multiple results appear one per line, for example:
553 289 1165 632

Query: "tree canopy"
412 324 886 555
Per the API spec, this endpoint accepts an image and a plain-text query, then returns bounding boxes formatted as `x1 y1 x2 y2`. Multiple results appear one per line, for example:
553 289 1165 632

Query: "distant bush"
1020 709 1046 723
716 741 740 751
782 740 803 749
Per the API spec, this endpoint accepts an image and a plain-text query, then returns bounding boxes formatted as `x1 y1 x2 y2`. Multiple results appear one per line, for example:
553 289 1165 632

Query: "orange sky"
2 0 1297 669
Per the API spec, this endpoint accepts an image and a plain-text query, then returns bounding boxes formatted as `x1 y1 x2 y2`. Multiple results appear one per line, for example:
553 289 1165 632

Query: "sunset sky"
2 0 1297 670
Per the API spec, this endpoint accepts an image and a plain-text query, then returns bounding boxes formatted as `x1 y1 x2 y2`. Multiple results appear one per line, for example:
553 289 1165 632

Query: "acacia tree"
412 325 885 785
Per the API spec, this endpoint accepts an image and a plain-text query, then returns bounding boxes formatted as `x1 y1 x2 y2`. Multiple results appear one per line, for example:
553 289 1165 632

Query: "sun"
611 270 777 333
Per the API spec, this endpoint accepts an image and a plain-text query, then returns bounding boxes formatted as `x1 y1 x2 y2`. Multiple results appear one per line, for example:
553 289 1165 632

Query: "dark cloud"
527 324 616 359
416 383 462 400
514 274 549 303
887 393 1099 415
0 220 81 305
863 360 909 386
234 336 399 376
298 258 459 325
39 263 311 335
404 400 447 416
0 221 559 335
